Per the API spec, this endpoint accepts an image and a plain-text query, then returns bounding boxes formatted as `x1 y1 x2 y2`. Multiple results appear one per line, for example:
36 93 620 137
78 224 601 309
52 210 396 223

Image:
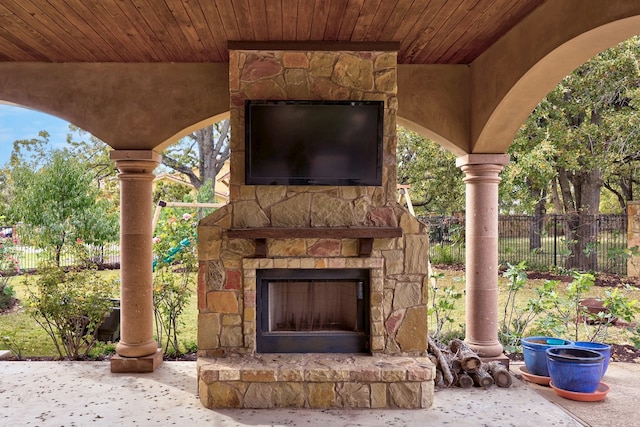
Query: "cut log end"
486 361 513 388
427 337 513 389
471 367 494 388
456 372 474 388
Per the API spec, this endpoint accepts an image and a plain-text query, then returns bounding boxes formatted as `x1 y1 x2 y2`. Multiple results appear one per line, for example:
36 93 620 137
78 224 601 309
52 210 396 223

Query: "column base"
110 349 164 373
465 340 504 358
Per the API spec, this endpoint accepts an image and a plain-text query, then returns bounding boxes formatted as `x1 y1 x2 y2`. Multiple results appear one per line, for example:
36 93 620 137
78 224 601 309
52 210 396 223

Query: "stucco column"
628 201 640 277
456 154 509 357
110 150 161 360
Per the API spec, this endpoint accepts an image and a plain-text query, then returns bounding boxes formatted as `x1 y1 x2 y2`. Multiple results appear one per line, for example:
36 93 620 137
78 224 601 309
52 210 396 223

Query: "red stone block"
225 269 242 290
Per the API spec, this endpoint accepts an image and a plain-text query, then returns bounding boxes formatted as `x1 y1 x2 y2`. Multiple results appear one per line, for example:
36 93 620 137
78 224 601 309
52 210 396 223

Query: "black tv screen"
245 100 384 186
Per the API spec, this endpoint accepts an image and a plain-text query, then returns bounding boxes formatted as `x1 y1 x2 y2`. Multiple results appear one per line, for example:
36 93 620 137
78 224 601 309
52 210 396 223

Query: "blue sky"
0 104 72 166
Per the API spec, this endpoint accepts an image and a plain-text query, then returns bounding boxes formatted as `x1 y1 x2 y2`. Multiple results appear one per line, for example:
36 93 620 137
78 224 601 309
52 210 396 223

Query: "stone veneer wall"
196 49 430 358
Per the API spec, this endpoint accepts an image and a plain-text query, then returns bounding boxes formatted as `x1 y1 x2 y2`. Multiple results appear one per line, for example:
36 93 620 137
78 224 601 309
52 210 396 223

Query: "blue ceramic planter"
546 347 604 393
522 336 573 377
572 341 611 377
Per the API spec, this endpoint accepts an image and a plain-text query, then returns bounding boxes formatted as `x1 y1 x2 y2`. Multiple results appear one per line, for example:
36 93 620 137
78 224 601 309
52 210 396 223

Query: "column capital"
455 153 509 168
110 149 162 163
110 150 162 175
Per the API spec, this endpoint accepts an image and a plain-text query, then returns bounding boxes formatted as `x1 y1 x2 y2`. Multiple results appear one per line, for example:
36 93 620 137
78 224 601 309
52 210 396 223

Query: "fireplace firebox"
256 269 370 353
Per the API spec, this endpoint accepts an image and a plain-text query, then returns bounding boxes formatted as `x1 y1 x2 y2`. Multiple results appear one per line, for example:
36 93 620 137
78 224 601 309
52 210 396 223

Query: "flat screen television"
245 100 384 186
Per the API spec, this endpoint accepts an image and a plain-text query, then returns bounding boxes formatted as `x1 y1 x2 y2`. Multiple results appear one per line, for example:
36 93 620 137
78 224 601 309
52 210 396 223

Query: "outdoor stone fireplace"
256 268 370 354
196 47 434 409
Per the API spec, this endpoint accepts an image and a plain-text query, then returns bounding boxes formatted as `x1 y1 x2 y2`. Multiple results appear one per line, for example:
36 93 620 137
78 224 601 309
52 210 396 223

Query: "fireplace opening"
257 269 370 353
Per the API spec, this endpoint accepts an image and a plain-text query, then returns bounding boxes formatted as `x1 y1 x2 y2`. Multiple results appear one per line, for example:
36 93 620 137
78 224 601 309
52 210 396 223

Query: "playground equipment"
397 185 436 283
151 200 225 271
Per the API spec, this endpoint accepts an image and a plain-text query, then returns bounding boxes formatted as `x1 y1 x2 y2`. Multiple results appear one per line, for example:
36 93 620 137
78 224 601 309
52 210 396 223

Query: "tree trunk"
565 168 601 271
557 167 576 213
529 186 546 250
197 120 230 196
161 119 230 201
550 178 563 214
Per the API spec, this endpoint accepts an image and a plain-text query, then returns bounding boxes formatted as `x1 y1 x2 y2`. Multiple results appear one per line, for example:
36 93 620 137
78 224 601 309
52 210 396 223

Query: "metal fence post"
553 214 558 268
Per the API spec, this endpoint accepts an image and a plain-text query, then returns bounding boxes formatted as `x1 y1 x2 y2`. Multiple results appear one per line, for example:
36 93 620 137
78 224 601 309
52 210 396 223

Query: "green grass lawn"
0 270 197 358
2 267 638 358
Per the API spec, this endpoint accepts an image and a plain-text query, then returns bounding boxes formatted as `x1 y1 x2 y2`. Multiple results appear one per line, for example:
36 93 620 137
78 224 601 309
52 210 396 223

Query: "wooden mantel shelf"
227 227 402 239
227 227 402 258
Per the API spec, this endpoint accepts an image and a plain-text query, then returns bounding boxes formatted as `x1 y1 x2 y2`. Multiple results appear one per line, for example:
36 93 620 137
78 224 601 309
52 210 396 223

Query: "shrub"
428 271 464 342
0 233 20 310
499 261 545 352
532 272 639 343
24 245 115 360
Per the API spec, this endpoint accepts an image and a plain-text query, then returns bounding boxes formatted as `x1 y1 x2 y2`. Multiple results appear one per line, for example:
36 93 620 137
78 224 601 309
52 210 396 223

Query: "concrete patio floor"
0 360 636 426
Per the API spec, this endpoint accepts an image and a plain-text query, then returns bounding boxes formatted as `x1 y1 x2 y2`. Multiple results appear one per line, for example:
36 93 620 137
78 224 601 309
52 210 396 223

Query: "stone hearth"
196 47 435 409
198 354 433 409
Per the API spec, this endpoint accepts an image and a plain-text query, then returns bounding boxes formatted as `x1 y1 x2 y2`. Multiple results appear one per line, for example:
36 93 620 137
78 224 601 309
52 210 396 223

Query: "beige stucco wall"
0 63 229 149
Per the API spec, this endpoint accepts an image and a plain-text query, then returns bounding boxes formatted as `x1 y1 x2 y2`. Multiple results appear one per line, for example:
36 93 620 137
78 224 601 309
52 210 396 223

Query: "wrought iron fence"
11 243 120 273
1 225 120 273
423 214 629 275
3 214 631 275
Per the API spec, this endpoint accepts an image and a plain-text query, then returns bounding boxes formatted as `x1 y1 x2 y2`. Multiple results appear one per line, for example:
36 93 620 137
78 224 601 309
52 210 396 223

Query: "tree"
161 120 230 201
396 127 464 216
504 37 640 270
502 101 559 249
66 125 118 188
1 127 119 218
9 149 119 266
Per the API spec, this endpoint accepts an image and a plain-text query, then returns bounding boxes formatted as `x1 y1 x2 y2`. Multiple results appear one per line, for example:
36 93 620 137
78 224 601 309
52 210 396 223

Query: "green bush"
0 233 20 310
520 272 639 345
24 245 116 360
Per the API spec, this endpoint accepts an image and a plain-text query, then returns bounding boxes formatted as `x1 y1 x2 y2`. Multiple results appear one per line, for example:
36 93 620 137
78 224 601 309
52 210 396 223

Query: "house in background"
153 161 230 204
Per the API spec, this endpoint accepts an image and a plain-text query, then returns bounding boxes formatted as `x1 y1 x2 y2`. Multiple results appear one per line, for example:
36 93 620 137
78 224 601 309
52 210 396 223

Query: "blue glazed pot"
546 347 604 393
522 336 573 377
572 341 611 377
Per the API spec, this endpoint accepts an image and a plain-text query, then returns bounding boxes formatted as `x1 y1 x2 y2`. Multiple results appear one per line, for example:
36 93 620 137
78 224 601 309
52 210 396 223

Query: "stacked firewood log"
427 337 513 389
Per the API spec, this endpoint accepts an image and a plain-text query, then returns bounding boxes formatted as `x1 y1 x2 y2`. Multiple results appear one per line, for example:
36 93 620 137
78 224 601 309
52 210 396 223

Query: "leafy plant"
153 210 197 355
629 325 640 349
430 245 459 265
24 244 115 360
1 332 24 360
88 341 117 359
532 272 639 343
428 271 464 342
608 245 640 273
531 273 594 341
499 261 544 352
0 229 20 310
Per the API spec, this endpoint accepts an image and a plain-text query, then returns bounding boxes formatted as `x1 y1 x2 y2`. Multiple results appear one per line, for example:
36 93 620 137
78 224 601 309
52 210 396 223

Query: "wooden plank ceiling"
0 0 544 64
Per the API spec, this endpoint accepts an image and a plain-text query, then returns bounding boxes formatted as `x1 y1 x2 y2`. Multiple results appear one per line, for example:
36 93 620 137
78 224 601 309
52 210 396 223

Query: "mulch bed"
435 264 640 364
